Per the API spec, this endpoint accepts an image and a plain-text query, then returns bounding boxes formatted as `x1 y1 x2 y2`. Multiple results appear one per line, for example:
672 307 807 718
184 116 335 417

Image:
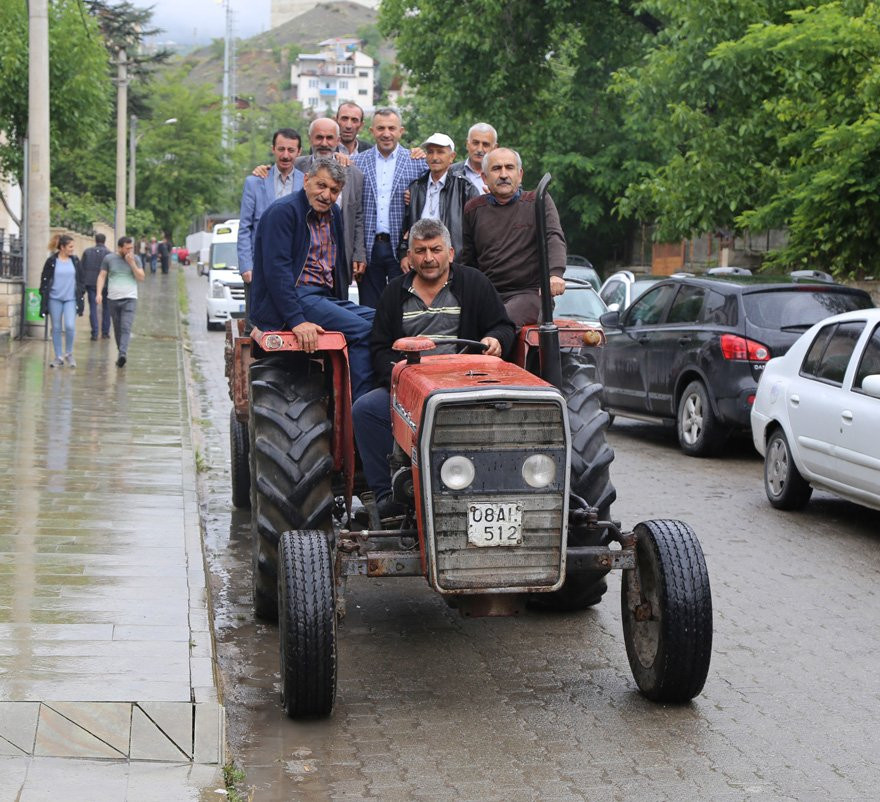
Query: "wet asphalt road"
183 268 880 801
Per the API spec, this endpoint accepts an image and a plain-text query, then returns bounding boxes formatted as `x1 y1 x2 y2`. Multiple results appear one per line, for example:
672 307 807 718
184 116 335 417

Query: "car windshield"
744 289 873 330
210 242 238 271
565 265 600 290
554 286 607 321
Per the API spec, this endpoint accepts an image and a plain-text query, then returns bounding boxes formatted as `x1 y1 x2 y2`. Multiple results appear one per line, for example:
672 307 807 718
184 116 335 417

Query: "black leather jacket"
397 172 478 260
39 252 85 317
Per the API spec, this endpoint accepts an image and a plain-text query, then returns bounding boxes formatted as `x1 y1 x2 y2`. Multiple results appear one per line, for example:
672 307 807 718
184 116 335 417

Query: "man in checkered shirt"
353 107 428 308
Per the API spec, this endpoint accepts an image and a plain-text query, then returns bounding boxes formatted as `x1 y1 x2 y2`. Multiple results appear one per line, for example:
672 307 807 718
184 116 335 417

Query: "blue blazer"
250 189 349 331
237 165 304 275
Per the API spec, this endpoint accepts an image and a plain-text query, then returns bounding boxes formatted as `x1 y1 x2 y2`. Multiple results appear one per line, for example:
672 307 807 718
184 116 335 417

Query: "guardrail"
0 229 23 280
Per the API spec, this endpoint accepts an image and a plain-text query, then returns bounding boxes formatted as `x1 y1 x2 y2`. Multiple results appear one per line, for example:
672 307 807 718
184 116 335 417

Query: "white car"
751 308 880 511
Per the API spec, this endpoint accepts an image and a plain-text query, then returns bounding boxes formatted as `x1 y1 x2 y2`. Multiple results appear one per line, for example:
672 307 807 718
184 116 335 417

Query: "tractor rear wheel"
249 357 333 620
230 408 250 509
532 353 617 611
622 519 712 702
279 529 337 718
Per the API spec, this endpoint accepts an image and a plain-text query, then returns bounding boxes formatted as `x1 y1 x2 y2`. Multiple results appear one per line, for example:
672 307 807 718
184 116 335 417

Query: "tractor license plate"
239 304 246 312
467 502 523 547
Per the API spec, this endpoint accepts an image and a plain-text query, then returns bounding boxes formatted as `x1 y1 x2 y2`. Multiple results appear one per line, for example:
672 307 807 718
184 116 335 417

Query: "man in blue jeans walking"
249 158 376 402
96 237 145 368
80 233 111 340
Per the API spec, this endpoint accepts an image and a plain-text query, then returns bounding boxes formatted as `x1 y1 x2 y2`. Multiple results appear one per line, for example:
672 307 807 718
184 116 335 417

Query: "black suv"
595 275 874 456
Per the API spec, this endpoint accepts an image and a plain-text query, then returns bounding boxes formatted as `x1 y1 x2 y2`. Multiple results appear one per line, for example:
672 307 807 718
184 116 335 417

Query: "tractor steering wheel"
431 338 489 354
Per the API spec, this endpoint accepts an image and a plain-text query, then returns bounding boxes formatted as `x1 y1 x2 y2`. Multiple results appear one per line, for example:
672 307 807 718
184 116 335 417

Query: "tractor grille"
426 399 568 592
229 286 245 301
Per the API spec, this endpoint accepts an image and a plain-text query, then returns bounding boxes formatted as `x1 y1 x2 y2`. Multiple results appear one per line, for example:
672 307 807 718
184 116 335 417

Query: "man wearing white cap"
397 133 478 269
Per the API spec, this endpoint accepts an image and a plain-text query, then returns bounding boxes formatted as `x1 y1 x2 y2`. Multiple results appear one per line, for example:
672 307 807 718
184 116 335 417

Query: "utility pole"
24 0 51 337
115 49 128 241
221 0 235 150
128 114 137 209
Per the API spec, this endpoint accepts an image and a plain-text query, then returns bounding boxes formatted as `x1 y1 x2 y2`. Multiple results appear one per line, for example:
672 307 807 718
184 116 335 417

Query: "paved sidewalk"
0 269 224 799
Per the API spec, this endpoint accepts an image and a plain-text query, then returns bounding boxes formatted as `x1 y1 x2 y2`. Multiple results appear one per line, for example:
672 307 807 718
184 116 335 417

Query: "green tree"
616 0 880 277
136 76 226 239
379 0 654 264
0 0 110 187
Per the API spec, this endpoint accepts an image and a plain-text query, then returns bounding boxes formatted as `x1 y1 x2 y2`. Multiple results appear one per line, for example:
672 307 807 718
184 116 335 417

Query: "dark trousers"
358 238 403 309
296 286 376 401
86 285 111 337
351 387 393 501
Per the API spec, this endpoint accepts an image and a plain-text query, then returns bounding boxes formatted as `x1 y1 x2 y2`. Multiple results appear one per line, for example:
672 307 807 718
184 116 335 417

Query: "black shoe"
102 333 111 339
90 334 98 341
116 355 127 368
354 497 406 526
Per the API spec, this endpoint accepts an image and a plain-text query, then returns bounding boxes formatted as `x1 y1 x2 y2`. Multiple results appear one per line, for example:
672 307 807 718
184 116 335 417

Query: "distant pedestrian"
158 236 171 274
96 236 145 368
80 233 112 340
39 234 85 368
150 237 158 274
138 238 147 261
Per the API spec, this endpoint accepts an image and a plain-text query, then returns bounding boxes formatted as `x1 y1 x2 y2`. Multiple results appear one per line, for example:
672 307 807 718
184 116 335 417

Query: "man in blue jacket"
250 159 375 401
237 128 305 284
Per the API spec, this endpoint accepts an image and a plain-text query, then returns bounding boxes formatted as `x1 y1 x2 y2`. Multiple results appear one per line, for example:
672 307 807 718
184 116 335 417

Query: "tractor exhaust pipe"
535 173 562 389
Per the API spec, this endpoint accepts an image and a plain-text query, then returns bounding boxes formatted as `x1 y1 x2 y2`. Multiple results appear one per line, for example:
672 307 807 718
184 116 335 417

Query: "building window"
358 89 368 95
338 80 348 89
358 71 369 78
308 97 318 107
308 78 319 88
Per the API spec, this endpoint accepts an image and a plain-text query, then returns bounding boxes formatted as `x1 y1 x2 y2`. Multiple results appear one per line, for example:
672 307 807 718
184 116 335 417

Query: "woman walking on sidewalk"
39 234 84 368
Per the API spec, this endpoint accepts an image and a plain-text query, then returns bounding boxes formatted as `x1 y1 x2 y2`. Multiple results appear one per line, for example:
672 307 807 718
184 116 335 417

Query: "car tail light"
720 334 771 362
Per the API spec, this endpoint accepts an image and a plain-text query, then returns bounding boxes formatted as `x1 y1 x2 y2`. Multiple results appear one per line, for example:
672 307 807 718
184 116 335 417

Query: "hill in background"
173 1 391 107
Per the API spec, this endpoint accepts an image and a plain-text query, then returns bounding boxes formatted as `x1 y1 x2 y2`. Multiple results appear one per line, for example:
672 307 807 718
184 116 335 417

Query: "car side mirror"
600 310 621 329
861 374 880 398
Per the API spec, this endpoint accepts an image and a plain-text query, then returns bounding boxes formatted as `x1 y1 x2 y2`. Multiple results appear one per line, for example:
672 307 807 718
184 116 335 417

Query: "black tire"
677 380 724 457
764 428 812 510
249 358 333 620
532 353 617 611
279 529 337 718
230 407 250 509
622 519 712 702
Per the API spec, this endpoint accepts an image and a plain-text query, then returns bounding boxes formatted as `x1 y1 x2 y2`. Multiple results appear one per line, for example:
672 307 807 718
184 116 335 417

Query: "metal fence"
0 229 23 279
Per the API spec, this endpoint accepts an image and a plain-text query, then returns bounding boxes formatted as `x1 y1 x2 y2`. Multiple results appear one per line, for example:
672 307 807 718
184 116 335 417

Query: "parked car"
751 309 880 511
599 270 665 311
596 274 874 456
554 279 608 325
564 255 601 291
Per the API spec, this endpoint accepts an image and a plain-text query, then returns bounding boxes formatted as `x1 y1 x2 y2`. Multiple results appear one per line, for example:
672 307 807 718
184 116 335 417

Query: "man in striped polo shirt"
352 218 515 521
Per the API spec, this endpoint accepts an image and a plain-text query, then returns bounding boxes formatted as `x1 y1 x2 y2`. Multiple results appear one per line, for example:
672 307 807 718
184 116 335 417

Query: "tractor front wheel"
279 529 337 718
622 519 712 702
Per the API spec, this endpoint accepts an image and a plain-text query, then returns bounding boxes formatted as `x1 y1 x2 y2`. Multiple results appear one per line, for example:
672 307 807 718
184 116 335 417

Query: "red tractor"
225 176 712 718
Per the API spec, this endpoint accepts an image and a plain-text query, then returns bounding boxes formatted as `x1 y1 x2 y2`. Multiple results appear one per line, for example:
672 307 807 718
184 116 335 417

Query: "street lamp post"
128 116 177 209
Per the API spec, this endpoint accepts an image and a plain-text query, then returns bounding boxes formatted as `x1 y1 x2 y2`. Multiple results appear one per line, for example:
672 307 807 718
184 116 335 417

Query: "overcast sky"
140 0 272 45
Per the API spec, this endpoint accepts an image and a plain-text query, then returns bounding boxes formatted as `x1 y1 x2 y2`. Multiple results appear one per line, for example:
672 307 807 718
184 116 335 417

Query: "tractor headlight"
211 280 226 298
522 454 556 489
440 455 475 490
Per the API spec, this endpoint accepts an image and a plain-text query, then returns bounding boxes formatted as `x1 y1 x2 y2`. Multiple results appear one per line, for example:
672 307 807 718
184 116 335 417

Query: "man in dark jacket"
80 232 111 340
352 217 515 520
250 158 375 401
397 132 477 268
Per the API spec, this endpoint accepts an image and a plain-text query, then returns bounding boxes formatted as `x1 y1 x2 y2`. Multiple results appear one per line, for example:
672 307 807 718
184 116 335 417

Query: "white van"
205 219 245 330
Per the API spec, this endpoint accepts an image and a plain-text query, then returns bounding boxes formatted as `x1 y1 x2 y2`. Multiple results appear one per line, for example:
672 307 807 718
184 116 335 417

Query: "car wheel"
764 428 812 510
677 380 724 457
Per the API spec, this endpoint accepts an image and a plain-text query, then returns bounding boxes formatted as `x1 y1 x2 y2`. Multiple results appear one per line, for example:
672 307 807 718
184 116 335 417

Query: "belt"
374 232 391 242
